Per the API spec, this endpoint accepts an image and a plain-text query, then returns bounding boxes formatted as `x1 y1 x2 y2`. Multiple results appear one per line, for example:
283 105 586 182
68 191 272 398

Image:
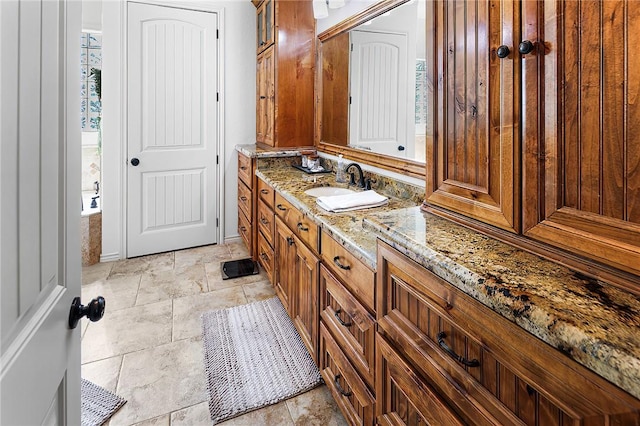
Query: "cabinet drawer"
320 323 375 426
238 153 253 189
274 192 318 252
238 210 252 253
376 333 464 426
321 231 375 313
257 198 274 246
320 265 375 390
238 181 252 220
257 230 274 284
257 177 274 209
377 240 640 425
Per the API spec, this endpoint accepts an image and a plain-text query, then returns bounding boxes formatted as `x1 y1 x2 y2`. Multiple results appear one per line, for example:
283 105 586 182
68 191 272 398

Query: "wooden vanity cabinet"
253 0 315 147
273 196 320 364
376 240 640 425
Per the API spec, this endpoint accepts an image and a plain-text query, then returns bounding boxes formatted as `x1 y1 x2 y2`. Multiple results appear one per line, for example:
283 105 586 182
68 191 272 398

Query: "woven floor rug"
81 378 126 426
201 297 322 424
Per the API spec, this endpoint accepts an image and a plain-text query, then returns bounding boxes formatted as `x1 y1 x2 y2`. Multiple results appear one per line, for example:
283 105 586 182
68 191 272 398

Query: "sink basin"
304 186 356 197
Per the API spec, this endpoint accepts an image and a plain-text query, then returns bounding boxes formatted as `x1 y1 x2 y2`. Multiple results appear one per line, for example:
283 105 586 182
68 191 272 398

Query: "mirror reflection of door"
349 30 412 158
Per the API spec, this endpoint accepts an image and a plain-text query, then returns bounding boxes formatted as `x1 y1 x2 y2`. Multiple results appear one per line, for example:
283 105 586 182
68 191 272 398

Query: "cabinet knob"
496 45 510 59
518 40 535 55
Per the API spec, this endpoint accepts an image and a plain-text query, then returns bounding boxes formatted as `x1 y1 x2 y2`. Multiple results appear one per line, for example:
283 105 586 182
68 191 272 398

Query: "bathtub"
81 191 101 265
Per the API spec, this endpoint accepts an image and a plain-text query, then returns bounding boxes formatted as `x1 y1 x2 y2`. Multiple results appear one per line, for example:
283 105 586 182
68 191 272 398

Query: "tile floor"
81 242 347 426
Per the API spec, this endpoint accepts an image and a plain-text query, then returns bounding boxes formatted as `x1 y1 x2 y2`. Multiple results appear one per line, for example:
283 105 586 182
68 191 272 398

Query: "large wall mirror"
316 0 428 179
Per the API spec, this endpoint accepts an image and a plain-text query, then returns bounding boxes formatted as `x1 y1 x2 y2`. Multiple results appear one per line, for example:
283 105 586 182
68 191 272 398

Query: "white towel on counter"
316 190 389 213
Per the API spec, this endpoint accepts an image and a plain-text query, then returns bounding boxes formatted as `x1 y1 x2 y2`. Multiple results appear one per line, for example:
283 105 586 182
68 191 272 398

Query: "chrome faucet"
345 162 365 188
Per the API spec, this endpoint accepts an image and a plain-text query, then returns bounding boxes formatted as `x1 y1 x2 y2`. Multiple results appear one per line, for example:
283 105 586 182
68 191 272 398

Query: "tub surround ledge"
363 206 640 400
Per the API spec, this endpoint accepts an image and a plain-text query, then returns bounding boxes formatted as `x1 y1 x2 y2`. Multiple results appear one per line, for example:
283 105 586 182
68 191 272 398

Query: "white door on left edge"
127 2 218 258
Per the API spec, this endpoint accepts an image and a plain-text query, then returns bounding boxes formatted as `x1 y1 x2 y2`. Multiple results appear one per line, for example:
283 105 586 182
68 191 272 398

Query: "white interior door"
1 1 82 424
349 30 409 157
127 3 218 258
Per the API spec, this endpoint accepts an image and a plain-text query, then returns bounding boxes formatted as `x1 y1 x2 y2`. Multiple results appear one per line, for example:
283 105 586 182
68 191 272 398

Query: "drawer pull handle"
260 252 269 261
260 189 269 194
276 204 287 211
297 223 309 232
333 256 351 270
240 226 247 232
437 332 480 367
240 166 248 170
240 196 248 201
333 374 352 397
334 309 352 327
260 217 269 225
287 236 295 246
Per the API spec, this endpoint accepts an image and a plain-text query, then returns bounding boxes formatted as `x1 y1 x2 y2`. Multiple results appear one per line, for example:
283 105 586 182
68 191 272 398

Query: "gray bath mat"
81 378 126 426
201 297 322 424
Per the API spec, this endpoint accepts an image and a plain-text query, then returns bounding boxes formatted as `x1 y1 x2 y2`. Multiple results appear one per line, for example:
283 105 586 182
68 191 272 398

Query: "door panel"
524 0 640 280
426 0 520 233
127 3 218 257
1 0 81 423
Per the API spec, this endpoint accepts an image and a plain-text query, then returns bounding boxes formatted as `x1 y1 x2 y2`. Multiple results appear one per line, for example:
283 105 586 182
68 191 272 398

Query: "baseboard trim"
224 235 241 244
100 252 121 262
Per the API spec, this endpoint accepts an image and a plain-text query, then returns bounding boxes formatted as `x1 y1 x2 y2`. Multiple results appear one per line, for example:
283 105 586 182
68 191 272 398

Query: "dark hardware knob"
276 204 287 211
260 41 265 46
90 196 99 209
334 308 353 327
131 158 140 166
240 165 248 170
69 296 105 329
260 189 269 194
297 223 309 232
260 96 266 99
260 217 269 225
287 236 295 246
518 40 534 55
334 375 352 397
240 196 247 201
240 226 247 231
437 332 480 367
260 252 269 261
496 45 510 59
397 145 405 151
333 256 350 270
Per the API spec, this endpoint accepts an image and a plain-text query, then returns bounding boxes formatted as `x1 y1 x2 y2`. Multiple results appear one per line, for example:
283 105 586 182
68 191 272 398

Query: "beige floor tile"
81 355 123 393
218 401 294 426
136 264 207 306
243 280 276 303
286 386 348 426
83 262 114 285
109 337 206 426
170 402 211 425
131 415 170 426
82 274 141 312
174 244 231 269
226 242 251 259
82 300 172 363
172 287 247 341
109 252 174 278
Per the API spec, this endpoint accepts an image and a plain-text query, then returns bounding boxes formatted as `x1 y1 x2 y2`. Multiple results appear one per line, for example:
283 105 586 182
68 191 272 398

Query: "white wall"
82 0 102 32
101 0 255 261
316 0 378 34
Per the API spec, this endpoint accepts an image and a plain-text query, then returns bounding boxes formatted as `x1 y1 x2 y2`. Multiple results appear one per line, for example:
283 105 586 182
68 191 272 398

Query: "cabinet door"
523 0 640 281
274 217 293 315
256 53 266 143
292 234 319 364
425 0 520 233
257 47 275 147
256 0 274 54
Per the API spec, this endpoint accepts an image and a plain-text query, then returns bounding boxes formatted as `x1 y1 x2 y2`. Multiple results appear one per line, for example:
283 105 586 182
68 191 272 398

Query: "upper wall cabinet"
254 0 315 148
425 0 520 233
523 0 640 280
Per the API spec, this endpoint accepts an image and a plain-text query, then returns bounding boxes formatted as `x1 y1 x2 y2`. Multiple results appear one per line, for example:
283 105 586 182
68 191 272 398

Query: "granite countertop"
255 164 419 270
236 144 306 159
363 206 640 400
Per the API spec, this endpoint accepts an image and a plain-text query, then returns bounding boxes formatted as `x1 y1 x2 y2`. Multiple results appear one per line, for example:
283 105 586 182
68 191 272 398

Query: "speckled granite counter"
236 144 305 159
363 206 640 399
255 164 419 270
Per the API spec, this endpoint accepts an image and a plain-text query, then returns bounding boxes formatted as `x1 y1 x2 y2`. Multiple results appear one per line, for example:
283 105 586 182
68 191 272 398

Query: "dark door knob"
496 45 510 58
69 296 105 329
519 40 535 55
398 145 405 151
131 158 140 166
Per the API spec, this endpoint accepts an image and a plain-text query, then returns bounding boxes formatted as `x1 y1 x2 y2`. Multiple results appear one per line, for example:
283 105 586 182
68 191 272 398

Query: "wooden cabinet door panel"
523 0 640 281
257 230 274 284
292 233 319 364
274 217 293 315
426 0 520 233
